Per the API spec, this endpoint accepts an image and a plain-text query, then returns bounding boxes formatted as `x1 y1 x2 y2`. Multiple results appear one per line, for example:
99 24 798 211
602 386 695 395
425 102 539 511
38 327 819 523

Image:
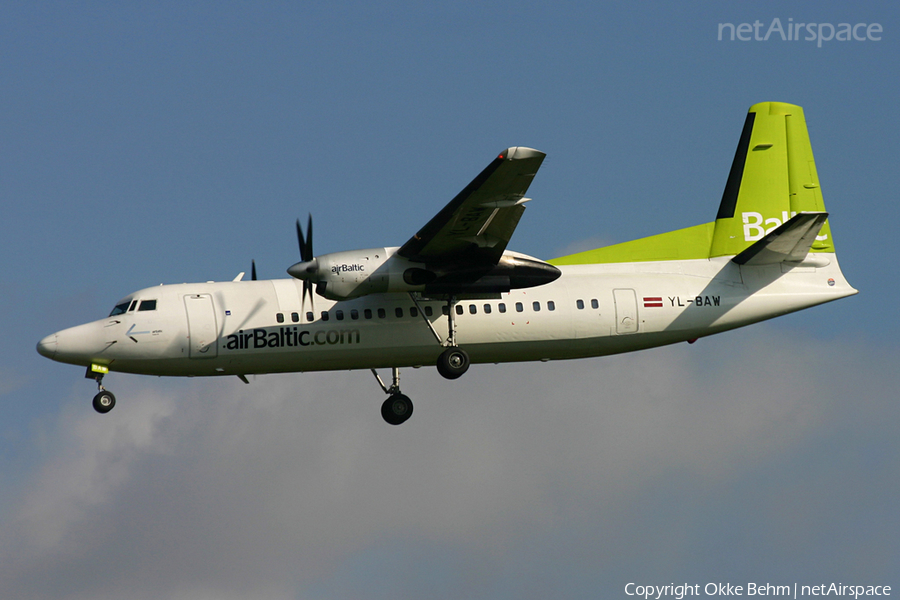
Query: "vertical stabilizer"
710 102 834 258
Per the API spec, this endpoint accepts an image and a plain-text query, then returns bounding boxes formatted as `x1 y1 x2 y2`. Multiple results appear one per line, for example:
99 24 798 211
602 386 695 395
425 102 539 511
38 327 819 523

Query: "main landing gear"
371 295 473 425
408 293 471 380
435 295 470 379
86 368 116 414
436 347 469 379
372 367 413 425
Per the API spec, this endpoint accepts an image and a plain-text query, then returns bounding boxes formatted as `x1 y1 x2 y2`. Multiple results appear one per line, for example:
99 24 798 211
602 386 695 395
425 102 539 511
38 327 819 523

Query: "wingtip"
499 147 545 160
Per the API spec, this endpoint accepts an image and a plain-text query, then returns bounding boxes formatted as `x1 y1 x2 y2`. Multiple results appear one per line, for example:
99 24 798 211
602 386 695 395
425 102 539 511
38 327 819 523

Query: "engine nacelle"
289 247 420 301
306 248 390 300
288 247 561 301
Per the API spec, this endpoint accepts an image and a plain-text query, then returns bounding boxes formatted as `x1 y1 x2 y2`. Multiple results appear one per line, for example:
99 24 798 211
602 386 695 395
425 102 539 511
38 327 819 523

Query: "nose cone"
37 333 58 359
39 321 109 366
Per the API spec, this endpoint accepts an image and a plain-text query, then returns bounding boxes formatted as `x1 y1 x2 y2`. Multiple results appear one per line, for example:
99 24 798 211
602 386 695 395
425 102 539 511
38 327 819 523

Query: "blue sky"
1 2 898 598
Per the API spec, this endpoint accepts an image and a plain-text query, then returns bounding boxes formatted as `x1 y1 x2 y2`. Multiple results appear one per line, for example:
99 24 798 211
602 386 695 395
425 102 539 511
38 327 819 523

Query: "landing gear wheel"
381 393 413 425
92 390 116 414
436 347 470 380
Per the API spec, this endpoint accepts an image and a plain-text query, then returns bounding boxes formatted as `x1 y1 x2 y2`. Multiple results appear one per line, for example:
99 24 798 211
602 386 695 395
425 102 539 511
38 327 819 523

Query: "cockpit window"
138 299 157 311
109 301 131 316
128 300 138 312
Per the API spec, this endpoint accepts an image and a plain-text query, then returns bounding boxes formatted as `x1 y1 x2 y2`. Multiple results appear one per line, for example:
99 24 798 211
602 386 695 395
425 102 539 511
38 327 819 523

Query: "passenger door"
184 294 219 358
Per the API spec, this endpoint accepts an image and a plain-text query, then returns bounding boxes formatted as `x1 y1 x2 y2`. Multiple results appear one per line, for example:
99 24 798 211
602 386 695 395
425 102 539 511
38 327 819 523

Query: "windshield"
109 300 132 316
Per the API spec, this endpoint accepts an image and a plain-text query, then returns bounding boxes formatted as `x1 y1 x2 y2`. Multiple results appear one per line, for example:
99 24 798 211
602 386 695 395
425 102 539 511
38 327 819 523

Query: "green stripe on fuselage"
549 222 714 265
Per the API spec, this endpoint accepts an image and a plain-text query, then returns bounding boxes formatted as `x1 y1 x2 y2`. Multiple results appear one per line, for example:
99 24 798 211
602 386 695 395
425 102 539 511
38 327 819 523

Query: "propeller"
288 214 318 314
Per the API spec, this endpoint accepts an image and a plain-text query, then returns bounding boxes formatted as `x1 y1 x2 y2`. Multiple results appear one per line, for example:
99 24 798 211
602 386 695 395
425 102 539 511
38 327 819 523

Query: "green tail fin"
550 102 835 267
710 102 834 257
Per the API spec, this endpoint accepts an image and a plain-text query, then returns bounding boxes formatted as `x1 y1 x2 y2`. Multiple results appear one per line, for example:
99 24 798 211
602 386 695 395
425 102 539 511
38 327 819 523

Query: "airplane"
37 102 857 425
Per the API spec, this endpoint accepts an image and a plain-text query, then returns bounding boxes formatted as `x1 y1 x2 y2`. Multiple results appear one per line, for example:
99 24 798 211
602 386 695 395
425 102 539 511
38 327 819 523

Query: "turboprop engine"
287 247 394 300
287 247 561 301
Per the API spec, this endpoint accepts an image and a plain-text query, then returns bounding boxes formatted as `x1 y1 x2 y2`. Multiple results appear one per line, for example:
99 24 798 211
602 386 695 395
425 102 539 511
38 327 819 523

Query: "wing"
397 147 546 266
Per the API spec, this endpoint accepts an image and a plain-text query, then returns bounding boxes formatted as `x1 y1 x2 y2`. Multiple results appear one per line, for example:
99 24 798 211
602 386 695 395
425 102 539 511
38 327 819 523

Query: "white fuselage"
39 254 855 379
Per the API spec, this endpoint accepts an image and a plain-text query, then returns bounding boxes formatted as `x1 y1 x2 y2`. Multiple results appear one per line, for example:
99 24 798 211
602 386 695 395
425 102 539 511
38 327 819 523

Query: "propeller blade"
301 280 314 316
296 214 315 262
251 259 257 281
304 214 313 262
296 218 306 259
293 214 315 318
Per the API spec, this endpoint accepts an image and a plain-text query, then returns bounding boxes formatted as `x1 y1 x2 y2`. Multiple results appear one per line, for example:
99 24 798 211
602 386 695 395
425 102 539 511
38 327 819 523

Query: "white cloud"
1 326 897 599
10 389 177 552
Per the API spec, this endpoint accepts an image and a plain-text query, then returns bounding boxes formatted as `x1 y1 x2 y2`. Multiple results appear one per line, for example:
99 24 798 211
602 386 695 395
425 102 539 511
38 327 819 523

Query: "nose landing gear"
86 367 116 414
92 389 116 414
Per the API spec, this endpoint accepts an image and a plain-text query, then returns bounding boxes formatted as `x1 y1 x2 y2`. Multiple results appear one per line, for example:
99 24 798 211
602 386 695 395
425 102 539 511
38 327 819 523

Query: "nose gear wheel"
92 390 116 414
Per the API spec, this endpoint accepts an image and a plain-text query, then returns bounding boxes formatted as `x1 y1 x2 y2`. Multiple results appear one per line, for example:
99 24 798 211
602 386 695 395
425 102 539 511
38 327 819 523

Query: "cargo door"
184 294 218 358
613 288 639 334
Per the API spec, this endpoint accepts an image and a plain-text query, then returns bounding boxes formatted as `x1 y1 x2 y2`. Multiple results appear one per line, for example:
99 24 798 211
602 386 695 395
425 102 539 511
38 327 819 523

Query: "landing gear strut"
372 367 413 425
436 296 470 380
86 368 116 414
408 292 472 380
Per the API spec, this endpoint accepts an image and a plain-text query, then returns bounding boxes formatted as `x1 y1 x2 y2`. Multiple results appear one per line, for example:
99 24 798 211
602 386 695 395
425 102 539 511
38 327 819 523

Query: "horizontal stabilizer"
732 212 829 266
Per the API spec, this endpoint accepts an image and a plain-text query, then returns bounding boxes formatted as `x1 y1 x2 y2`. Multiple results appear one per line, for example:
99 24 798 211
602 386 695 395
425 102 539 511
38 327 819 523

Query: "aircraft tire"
381 393 413 425
436 347 469 380
92 390 116 414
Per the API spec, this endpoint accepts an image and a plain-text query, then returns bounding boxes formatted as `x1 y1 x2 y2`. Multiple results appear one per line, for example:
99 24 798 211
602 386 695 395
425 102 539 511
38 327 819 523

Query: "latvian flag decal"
643 296 663 308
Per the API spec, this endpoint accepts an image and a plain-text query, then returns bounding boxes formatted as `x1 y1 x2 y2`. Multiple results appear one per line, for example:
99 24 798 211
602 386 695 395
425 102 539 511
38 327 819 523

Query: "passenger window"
455 305 463 315
498 303 506 313
468 304 476 314
532 301 540 312
276 313 284 323
515 302 523 313
364 309 372 319
410 307 418 318
306 312 314 322
336 310 344 321
424 306 433 317
395 307 403 318
548 301 555 311
591 299 599 309
351 309 359 320
321 311 330 322
138 300 157 311
576 299 585 310
291 312 299 323
378 308 386 319
484 304 492 314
